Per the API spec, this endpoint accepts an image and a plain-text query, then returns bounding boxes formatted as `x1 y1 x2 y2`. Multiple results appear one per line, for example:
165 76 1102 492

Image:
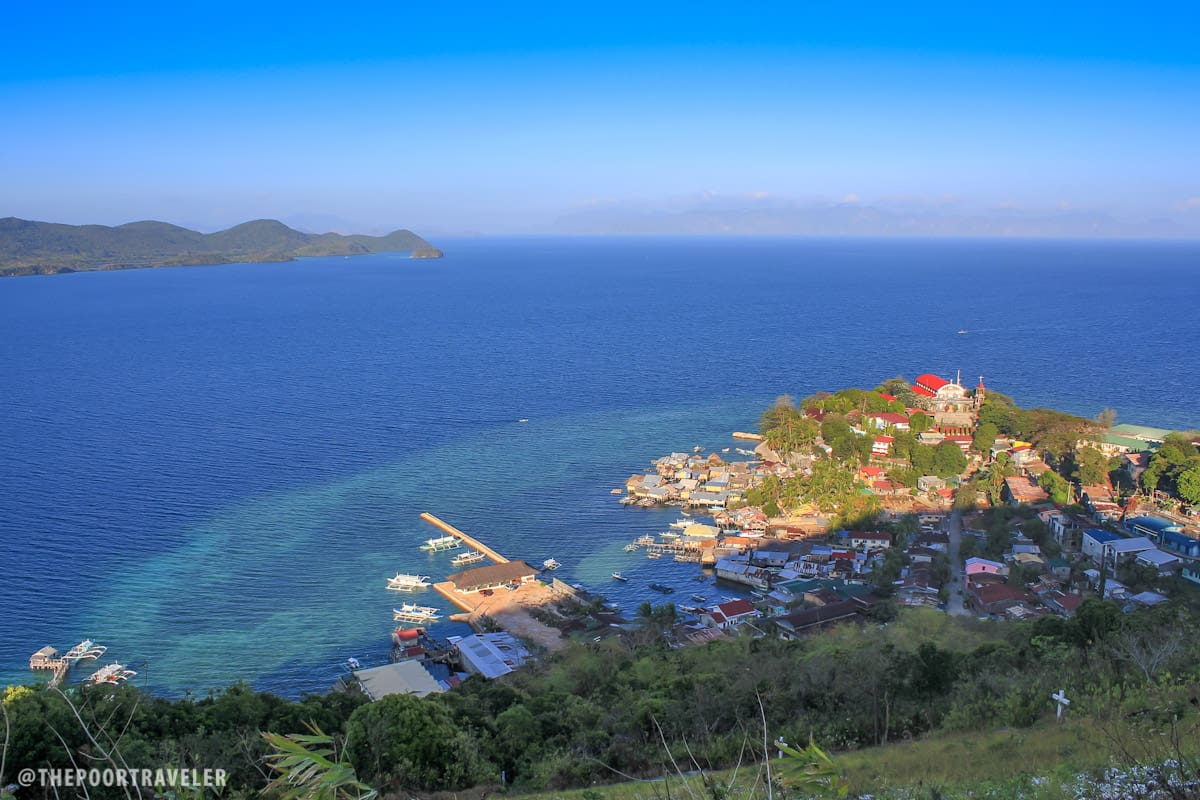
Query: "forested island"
0 217 443 276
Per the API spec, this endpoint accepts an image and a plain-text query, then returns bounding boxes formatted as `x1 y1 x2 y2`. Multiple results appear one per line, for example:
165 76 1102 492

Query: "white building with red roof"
911 371 979 428
700 599 761 630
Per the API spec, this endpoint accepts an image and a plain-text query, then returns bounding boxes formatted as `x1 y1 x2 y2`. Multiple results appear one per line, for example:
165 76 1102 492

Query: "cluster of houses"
623 451 762 508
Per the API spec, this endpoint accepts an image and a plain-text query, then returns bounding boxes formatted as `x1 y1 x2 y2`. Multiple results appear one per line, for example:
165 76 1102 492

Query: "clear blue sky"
2 1 1198 234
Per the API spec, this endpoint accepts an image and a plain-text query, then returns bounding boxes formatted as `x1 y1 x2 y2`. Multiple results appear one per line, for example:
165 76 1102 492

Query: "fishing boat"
450 550 485 567
420 535 461 552
636 535 656 546
346 657 362 671
393 604 441 622
690 575 709 582
611 572 628 582
62 640 107 662
690 594 707 603
669 517 692 529
722 448 730 453
519 418 530 423
89 663 136 684
649 583 675 594
542 558 562 571
674 553 700 562
619 496 638 505
736 448 755 456
957 329 968 335
647 551 663 559
659 531 680 541
610 488 623 494
386 574 432 591
624 543 640 552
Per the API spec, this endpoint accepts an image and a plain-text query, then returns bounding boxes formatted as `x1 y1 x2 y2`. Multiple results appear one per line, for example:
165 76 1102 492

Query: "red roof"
717 599 756 618
879 393 897 402
861 465 884 476
912 385 936 398
915 373 950 391
871 412 910 425
874 435 894 443
853 531 892 541
830 551 856 560
873 480 895 490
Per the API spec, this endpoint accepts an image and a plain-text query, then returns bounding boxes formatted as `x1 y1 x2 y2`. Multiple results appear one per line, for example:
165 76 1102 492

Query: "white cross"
1051 689 1071 721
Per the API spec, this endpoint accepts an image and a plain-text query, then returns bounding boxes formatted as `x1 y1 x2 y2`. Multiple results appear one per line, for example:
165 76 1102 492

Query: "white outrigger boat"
669 517 692 529
541 558 562 571
89 663 136 684
451 550 486 567
420 535 461 551
393 604 441 622
624 543 640 552
62 640 107 662
386 573 432 591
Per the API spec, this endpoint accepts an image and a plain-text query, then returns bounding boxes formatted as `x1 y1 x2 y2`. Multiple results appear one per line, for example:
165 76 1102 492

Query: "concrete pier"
420 513 508 564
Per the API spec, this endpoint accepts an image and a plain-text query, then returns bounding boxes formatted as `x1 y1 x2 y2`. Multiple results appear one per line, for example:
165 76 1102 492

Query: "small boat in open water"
612 572 628 582
649 583 675 594
542 558 561 571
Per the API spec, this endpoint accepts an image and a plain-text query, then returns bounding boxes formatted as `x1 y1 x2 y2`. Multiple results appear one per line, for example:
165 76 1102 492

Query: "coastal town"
328 370 1200 703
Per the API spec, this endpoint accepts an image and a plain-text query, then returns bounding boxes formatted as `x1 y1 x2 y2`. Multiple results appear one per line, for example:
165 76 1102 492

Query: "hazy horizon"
3 2 1198 237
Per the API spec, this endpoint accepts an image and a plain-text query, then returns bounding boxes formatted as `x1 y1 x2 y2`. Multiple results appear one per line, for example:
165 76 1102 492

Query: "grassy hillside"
0 216 442 276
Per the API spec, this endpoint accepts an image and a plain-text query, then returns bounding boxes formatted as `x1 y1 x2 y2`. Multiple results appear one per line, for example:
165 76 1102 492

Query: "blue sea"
2 236 1198 696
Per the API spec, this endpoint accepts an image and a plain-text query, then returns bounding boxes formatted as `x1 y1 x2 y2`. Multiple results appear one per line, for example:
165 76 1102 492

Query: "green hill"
0 216 443 276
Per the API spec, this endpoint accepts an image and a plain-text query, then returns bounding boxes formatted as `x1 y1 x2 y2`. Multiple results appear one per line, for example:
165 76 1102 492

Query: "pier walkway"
420 513 508 564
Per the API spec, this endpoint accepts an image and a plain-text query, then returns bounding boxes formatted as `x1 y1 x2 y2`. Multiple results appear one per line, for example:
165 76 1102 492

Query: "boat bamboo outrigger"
450 550 485 567
386 574 432 591
420 535 462 551
541 558 562 571
89 663 136 684
62 640 107 662
393 604 441 622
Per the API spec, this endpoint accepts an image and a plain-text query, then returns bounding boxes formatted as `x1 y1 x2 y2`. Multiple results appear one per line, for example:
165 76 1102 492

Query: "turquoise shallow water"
2 236 1198 695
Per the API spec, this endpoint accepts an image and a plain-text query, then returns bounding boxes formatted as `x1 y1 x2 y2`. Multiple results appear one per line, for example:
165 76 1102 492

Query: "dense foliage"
7 603 1199 798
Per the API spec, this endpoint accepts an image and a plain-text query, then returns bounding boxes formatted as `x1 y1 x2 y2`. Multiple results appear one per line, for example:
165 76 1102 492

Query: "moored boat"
393 604 441 622
420 535 461 552
450 550 485 567
649 583 675 594
386 573 432 591
542 558 562 571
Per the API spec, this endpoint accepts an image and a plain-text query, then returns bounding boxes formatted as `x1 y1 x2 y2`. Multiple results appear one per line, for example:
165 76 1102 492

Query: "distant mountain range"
0 217 443 277
552 202 1192 239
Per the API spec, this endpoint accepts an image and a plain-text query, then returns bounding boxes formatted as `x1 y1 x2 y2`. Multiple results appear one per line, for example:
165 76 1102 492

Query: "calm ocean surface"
2 236 1198 696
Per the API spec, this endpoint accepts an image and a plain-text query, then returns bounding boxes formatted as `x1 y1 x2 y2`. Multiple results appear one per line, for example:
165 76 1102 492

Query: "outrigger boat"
450 550 485 567
393 604 441 622
386 574 432 591
669 517 692 529
62 640 107 662
690 594 707 603
647 551 663 559
649 583 675 594
636 535 656 546
89 663 136 684
420 535 461 552
624 543 640 552
541 558 562 571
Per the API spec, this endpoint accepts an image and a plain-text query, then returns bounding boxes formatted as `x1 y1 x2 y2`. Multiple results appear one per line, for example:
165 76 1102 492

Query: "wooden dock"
420 513 508 564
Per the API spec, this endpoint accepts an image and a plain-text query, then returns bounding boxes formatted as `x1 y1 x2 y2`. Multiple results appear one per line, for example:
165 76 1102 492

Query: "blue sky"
2 2 1198 235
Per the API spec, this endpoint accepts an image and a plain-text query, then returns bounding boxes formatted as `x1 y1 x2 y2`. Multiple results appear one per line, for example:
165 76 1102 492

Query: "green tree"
911 443 935 475
1039 469 1071 504
908 412 932 433
1179 462 1200 505
972 422 999 453
1073 446 1109 486
933 442 967 478
345 693 484 790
